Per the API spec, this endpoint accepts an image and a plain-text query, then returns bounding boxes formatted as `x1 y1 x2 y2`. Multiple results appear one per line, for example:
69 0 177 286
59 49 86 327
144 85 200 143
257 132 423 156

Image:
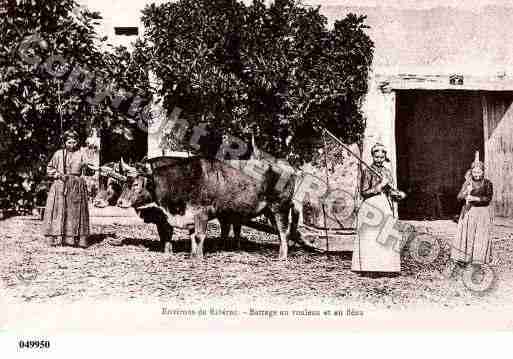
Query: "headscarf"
63 129 79 142
471 160 485 172
371 142 390 162
464 161 485 182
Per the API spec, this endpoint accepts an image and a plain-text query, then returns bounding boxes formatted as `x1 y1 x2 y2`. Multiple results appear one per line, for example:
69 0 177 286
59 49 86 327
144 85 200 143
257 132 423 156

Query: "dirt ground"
1 213 513 310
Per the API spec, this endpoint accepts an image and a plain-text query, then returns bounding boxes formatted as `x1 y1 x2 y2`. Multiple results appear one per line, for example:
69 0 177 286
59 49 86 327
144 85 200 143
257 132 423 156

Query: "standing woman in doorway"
352 143 406 276
451 154 494 266
43 130 92 248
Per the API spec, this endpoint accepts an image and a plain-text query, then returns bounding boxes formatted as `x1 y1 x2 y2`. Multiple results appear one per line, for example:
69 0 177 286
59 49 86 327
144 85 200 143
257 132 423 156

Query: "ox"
93 177 123 208
118 156 299 259
93 159 137 208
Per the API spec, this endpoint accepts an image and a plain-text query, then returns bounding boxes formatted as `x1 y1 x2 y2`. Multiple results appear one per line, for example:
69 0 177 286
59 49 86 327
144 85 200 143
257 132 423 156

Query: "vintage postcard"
1 0 513 349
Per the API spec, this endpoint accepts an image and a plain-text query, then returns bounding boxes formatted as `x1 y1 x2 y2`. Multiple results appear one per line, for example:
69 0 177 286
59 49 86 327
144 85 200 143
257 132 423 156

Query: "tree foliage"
142 0 373 165
0 0 374 210
0 0 149 210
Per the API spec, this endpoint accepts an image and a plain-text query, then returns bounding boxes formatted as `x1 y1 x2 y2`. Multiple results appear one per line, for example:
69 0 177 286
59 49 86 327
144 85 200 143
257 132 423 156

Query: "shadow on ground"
111 236 349 258
87 233 115 246
117 237 282 254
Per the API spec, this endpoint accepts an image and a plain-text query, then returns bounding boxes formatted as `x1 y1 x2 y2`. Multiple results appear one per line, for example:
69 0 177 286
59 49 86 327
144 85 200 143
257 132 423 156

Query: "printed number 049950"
18 340 50 349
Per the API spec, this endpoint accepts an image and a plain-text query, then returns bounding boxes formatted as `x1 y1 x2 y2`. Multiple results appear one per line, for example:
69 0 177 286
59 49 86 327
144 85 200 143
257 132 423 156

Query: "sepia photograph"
1 0 513 346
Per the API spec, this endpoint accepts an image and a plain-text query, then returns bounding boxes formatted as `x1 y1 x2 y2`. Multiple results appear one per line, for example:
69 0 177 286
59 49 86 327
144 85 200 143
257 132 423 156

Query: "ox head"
93 177 123 208
116 159 154 209
93 158 139 208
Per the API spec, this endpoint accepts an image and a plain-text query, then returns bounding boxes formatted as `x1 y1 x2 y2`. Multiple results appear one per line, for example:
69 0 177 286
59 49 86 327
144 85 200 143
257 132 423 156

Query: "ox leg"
289 206 300 245
156 221 173 253
193 233 207 258
190 232 198 257
191 211 208 259
219 218 231 250
274 210 290 260
233 222 242 250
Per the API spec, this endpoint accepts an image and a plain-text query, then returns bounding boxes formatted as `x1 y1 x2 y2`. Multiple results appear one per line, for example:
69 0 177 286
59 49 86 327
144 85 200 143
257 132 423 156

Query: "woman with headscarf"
451 155 493 266
43 130 92 248
351 143 406 275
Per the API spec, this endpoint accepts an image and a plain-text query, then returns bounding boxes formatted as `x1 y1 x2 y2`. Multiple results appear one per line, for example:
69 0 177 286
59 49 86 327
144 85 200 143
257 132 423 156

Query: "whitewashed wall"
361 78 397 184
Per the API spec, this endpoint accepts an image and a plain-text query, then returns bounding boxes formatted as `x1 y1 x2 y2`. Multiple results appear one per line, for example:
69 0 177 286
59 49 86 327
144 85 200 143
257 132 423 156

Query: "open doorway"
395 90 484 220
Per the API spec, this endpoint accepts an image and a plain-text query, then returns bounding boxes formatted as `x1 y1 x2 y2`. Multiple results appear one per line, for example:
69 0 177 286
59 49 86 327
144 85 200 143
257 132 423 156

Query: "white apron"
351 193 401 273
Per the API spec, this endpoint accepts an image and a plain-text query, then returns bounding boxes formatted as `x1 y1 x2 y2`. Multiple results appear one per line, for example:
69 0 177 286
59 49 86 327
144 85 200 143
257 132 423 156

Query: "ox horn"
120 157 138 177
252 134 262 160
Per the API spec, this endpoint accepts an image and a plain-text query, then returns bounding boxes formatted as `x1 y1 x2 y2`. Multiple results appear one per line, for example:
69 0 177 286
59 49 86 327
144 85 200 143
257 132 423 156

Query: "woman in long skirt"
352 143 406 275
451 161 493 265
43 130 92 248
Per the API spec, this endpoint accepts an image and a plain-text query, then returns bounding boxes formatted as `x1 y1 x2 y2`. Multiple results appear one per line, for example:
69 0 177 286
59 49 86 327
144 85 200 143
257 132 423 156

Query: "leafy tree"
141 0 373 165
0 0 149 210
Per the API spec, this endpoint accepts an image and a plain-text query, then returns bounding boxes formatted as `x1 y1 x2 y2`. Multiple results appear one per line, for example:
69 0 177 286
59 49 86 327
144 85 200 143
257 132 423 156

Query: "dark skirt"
451 205 492 264
43 176 90 238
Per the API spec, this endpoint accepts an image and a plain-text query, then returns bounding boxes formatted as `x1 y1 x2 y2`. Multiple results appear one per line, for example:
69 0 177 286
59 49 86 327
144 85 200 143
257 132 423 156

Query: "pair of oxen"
94 154 300 260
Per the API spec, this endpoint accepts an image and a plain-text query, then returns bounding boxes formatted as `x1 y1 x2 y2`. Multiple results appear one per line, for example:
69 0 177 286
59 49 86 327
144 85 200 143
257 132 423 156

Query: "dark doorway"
396 90 484 220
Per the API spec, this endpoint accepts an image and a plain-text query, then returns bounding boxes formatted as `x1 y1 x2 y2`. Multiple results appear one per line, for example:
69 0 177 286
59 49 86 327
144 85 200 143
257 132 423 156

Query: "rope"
355 143 363 271
56 77 67 243
56 79 63 137
321 131 330 253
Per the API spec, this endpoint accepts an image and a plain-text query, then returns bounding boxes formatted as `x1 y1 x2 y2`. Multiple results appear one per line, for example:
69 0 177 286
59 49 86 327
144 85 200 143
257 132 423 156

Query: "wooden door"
482 93 513 218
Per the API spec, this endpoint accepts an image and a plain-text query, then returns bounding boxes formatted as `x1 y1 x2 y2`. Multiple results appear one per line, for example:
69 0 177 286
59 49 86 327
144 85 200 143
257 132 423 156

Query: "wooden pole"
324 128 402 193
324 129 379 177
322 131 329 254
57 80 67 244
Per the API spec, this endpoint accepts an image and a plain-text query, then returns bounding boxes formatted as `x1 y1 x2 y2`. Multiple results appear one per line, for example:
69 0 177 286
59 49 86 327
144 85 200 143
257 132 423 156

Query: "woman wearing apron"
43 130 92 248
352 143 406 275
451 158 493 266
